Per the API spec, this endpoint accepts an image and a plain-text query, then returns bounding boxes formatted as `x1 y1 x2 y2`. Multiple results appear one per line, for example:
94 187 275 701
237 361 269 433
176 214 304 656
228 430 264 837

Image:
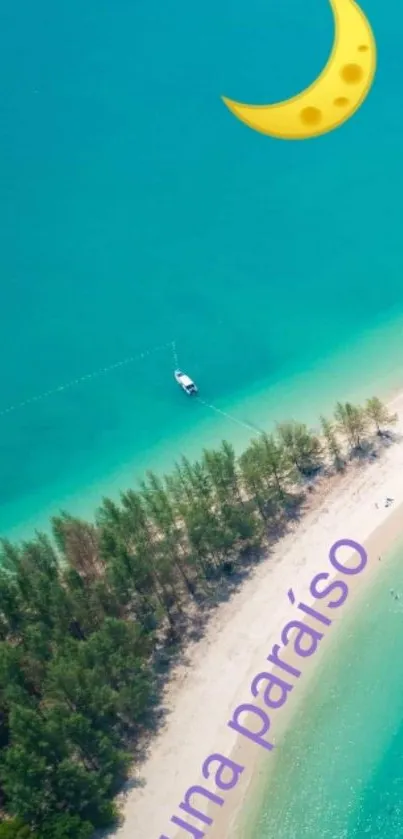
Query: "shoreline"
115 389 403 839
4 308 403 545
222 496 403 839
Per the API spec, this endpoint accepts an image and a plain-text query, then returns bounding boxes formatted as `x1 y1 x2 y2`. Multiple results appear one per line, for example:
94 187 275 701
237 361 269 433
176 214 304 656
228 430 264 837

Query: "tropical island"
0 395 398 839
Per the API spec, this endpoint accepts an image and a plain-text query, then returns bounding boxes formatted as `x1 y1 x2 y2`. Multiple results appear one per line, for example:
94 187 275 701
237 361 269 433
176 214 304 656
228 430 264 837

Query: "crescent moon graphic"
222 0 377 140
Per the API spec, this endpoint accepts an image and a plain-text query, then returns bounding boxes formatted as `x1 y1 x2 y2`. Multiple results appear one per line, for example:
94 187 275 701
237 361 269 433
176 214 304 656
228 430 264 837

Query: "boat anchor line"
172 349 262 436
171 340 179 369
197 398 261 435
0 340 175 419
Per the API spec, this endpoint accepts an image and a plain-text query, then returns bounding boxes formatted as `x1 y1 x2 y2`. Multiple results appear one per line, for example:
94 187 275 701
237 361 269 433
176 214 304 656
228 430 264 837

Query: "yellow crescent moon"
222 0 376 139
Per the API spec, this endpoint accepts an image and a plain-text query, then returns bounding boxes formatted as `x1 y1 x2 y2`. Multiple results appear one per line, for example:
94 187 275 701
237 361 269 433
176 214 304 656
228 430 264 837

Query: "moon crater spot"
300 106 322 126
341 63 364 83
222 0 376 140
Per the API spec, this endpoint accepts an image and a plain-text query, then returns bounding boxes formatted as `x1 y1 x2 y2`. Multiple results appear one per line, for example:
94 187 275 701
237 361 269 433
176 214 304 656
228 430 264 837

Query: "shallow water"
246 538 403 838
1 0 403 540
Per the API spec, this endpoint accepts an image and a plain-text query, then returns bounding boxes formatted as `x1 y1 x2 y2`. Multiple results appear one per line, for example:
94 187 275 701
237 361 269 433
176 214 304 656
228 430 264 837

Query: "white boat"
174 369 198 395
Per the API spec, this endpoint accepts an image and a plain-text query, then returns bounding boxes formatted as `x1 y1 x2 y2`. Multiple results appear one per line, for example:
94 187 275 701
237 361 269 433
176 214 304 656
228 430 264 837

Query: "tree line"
0 396 397 838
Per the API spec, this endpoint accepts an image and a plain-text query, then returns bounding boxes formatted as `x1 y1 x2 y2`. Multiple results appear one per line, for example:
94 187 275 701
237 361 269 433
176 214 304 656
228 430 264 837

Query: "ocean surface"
1 0 403 543
245 537 403 839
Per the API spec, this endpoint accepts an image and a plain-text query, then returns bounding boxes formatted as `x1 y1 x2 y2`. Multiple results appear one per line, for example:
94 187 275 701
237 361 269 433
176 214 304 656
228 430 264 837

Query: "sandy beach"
114 389 403 839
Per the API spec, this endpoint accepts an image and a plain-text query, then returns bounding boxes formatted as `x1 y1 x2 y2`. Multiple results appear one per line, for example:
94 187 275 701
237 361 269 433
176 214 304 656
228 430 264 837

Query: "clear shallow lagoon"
245 539 403 839
1 0 403 541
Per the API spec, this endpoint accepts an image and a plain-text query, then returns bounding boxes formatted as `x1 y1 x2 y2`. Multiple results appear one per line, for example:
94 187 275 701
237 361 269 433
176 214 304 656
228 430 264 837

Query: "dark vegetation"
0 396 397 838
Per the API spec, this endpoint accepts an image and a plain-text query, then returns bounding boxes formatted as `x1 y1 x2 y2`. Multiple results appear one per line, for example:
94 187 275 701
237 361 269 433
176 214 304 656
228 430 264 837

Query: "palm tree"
365 396 398 436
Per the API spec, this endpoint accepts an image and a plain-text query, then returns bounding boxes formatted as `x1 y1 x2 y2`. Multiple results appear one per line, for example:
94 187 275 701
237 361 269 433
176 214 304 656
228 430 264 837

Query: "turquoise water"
247 539 403 838
2 0 403 540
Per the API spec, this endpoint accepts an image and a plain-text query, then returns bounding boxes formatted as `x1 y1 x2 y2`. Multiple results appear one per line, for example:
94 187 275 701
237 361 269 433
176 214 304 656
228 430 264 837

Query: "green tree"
165 459 223 580
240 432 296 513
78 618 153 724
1 703 117 831
119 490 182 631
202 442 242 506
276 421 323 476
0 565 23 641
319 415 344 469
239 443 281 522
334 402 369 452
202 444 258 553
141 471 196 597
365 396 398 436
97 498 157 618
105 544 158 629
1 705 66 824
38 814 93 839
0 820 35 839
